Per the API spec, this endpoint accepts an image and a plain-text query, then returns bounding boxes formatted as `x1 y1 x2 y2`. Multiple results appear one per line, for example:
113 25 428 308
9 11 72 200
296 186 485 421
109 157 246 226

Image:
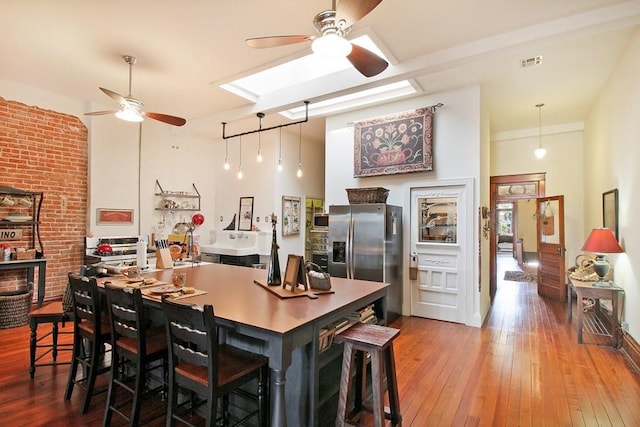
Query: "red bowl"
192 213 205 226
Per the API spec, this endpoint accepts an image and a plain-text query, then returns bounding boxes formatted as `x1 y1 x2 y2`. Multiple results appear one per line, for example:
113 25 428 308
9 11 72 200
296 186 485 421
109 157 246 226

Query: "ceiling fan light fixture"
115 107 144 123
312 33 352 58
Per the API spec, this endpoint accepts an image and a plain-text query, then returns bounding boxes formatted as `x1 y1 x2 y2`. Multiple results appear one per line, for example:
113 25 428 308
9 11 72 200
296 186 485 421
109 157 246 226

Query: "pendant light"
237 136 243 179
296 124 303 178
223 138 230 170
277 127 283 172
534 103 546 159
257 113 264 163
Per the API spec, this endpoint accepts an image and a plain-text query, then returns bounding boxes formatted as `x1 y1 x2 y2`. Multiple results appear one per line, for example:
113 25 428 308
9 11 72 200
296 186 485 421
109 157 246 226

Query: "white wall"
325 85 486 326
491 129 585 265
0 80 323 273
584 27 640 343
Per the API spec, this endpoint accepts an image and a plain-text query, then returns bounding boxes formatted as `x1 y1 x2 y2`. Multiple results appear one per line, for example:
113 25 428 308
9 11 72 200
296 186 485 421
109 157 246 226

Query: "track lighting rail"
222 101 310 140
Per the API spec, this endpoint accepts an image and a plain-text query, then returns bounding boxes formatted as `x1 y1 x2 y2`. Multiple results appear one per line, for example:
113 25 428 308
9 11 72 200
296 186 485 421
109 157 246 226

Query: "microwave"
313 213 329 229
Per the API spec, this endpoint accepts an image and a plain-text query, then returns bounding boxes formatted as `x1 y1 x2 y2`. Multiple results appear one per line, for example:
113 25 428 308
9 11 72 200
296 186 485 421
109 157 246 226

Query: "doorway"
489 173 546 299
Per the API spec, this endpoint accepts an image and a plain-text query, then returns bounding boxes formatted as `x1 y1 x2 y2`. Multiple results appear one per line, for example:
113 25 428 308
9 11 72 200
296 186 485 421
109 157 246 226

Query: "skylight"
220 35 388 102
279 80 418 119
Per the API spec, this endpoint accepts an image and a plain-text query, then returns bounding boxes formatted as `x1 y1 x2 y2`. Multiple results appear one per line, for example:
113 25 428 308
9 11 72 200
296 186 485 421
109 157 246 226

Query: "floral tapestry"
354 107 433 177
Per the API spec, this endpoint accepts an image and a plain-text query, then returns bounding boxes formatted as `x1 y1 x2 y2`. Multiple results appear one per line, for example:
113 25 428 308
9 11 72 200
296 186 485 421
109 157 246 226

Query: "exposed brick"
1 97 88 302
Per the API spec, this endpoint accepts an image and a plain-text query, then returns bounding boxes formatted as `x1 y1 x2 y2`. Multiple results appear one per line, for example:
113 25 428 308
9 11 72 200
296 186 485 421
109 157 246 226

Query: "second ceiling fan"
85 55 186 127
245 0 388 78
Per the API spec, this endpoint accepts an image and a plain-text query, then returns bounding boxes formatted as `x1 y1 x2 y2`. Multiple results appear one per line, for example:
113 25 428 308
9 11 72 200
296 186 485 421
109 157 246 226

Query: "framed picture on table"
238 197 254 231
602 188 619 240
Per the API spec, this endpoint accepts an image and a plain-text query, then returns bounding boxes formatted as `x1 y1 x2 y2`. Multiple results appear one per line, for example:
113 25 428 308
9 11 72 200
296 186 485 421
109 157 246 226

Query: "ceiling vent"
520 55 543 68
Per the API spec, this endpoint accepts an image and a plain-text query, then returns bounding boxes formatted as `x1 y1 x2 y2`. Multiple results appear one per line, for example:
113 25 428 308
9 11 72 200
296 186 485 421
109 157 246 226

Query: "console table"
569 277 624 348
0 258 47 307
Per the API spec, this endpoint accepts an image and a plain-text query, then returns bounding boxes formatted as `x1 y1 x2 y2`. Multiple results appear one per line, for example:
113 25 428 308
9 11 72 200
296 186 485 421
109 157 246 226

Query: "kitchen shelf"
0 186 44 256
154 180 201 212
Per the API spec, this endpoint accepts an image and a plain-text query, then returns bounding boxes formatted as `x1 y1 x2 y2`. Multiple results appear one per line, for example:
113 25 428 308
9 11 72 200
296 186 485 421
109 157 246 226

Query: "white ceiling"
2 0 640 142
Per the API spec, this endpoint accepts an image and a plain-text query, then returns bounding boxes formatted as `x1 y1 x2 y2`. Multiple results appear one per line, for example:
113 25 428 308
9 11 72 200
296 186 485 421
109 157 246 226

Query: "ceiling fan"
85 55 186 127
245 0 388 78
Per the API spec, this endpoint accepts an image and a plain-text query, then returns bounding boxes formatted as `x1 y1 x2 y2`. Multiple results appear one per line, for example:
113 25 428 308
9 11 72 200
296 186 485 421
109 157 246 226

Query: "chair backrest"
104 283 147 355
67 272 105 337
162 298 218 392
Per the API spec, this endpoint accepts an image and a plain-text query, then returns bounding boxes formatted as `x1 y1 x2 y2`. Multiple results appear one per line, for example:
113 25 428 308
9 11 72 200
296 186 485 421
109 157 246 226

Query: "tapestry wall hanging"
353 106 433 177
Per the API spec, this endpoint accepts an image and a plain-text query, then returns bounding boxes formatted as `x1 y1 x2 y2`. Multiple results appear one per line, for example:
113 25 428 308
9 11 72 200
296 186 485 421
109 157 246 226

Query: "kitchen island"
102 262 389 427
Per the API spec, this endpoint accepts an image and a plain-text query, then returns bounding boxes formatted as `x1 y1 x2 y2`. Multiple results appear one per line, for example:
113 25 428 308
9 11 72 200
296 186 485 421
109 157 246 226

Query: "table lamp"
581 228 623 287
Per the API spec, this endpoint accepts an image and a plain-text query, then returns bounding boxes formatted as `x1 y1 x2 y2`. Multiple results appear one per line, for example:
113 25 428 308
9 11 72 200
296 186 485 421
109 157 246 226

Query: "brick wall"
0 97 87 301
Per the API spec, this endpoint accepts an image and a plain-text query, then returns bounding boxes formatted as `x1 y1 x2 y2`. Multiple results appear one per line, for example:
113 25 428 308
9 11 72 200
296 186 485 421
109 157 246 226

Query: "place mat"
253 280 334 300
141 287 207 302
103 277 167 289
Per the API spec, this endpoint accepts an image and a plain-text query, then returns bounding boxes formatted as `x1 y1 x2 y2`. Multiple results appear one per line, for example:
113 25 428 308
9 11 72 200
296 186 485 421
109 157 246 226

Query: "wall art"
602 188 619 240
353 106 433 177
282 195 301 236
238 197 254 231
96 208 134 225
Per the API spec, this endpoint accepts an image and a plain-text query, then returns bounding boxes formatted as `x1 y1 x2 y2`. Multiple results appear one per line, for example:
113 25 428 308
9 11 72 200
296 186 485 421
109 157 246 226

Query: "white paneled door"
410 183 469 323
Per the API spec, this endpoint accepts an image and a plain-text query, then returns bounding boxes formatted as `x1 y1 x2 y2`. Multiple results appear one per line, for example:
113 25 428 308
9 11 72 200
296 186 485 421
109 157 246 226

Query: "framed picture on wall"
602 188 619 240
282 196 301 236
238 197 254 231
96 208 134 225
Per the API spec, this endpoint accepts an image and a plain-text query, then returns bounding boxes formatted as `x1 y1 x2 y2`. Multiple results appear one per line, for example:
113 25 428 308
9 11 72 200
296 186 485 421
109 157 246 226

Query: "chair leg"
131 360 145 425
337 342 356 427
166 373 178 427
103 353 119 427
29 320 37 379
81 338 100 414
384 346 402 426
64 335 82 401
51 322 59 361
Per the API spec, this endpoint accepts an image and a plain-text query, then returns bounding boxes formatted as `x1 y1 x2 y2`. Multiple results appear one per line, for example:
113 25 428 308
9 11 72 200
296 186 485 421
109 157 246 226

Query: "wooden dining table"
99 262 390 427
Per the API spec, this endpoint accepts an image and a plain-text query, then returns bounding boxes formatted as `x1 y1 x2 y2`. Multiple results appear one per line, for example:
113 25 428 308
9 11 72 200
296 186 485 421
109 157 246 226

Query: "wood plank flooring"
1 254 640 426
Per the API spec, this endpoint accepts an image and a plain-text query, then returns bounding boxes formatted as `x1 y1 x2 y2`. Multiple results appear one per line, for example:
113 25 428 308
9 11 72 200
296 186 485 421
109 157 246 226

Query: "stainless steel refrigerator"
328 204 402 323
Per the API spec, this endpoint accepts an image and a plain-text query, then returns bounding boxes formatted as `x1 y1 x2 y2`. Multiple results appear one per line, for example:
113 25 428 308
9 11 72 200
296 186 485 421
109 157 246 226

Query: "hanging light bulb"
278 127 283 172
296 124 303 178
257 129 263 163
223 138 230 170
237 136 243 179
534 103 547 159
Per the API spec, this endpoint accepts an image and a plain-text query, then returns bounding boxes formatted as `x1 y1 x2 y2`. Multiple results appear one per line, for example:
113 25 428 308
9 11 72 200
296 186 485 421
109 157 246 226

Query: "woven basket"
305 262 331 290
0 289 32 329
346 187 389 204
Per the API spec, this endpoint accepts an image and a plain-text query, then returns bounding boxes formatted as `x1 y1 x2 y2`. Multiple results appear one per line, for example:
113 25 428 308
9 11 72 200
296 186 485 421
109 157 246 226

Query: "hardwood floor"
1 254 640 426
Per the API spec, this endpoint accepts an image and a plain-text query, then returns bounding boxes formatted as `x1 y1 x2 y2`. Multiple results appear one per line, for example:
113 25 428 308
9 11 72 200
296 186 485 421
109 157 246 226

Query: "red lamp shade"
581 228 623 254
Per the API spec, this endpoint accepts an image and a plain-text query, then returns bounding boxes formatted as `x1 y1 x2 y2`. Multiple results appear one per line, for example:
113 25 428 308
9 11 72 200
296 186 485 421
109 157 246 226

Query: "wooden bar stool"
336 323 402 427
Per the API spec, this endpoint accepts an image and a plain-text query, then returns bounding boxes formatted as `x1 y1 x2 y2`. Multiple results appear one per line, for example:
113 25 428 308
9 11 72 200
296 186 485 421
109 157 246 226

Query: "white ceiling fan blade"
84 110 117 116
99 87 125 104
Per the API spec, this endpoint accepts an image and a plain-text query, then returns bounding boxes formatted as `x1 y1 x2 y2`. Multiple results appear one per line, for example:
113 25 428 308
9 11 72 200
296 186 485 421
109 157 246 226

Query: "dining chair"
64 272 112 414
27 282 74 379
103 283 168 426
162 297 269 427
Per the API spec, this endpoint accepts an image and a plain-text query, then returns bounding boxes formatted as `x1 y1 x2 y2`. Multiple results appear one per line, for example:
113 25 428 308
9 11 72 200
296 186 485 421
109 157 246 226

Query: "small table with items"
568 277 624 348
0 258 47 307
